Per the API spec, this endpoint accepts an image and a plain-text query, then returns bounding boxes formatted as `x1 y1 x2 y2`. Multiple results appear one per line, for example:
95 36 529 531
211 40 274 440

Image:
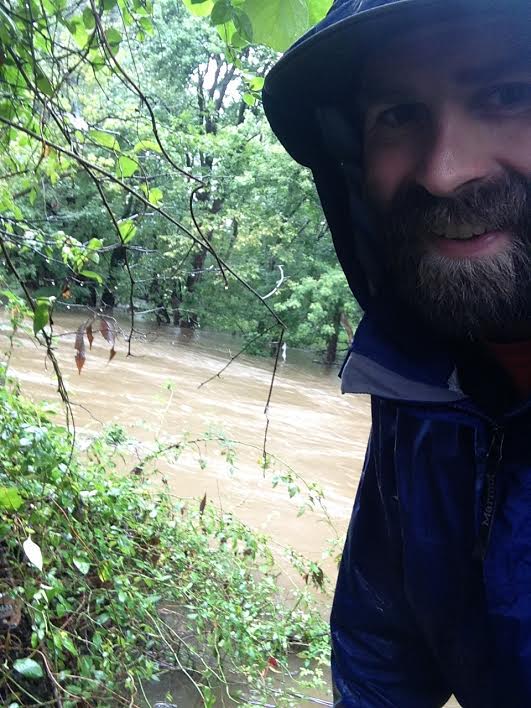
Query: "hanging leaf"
133 139 161 153
86 323 94 350
109 347 116 363
80 269 103 284
116 155 139 178
89 129 120 151
308 0 333 25
0 486 23 511
118 220 137 243
211 0 233 25
75 323 86 374
99 318 116 348
13 657 44 680
33 296 54 335
23 537 43 571
242 0 309 51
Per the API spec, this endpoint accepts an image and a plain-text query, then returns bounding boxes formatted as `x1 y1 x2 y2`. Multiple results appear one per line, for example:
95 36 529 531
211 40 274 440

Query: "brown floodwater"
3 310 459 707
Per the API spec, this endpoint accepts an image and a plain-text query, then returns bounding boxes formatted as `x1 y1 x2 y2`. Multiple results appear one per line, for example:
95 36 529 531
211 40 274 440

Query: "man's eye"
481 83 531 110
375 103 425 128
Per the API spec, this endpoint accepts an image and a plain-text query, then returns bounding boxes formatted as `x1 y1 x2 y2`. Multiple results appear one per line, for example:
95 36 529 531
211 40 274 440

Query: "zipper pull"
478 427 504 559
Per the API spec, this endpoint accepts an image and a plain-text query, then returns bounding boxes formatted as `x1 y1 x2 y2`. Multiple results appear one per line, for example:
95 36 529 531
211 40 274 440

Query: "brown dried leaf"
75 324 86 374
86 323 94 350
199 492 207 516
75 349 86 374
99 317 115 347
109 347 116 363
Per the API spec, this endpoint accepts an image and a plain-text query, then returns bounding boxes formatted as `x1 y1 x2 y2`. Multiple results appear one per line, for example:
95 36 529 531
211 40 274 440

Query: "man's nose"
415 105 496 197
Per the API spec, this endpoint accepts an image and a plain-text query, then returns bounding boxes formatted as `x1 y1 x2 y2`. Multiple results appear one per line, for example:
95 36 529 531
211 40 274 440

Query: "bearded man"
263 1 531 706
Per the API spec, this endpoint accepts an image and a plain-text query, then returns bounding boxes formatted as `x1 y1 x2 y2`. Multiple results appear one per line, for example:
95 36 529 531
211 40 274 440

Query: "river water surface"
4 311 459 707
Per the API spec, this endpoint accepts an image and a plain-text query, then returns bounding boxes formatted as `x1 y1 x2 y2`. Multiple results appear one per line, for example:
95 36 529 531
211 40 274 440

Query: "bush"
0 381 329 706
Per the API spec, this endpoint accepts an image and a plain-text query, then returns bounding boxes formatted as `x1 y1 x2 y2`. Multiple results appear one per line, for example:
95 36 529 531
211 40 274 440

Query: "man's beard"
377 173 531 340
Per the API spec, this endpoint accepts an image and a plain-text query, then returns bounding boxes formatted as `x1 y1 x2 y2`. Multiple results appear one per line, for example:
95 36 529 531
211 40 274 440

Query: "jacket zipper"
478 426 505 560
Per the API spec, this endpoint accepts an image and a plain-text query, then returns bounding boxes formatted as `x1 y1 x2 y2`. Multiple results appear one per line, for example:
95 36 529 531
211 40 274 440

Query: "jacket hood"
263 0 530 310
263 0 531 402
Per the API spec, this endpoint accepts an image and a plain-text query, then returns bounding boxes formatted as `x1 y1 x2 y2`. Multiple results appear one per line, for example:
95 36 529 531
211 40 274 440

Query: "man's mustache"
382 173 531 247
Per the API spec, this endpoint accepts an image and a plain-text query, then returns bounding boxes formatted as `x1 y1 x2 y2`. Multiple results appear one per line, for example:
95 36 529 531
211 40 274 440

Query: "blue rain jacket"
262 2 531 706
333 312 531 708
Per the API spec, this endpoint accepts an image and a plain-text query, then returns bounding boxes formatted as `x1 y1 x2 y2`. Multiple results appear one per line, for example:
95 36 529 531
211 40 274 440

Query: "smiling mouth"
432 220 493 241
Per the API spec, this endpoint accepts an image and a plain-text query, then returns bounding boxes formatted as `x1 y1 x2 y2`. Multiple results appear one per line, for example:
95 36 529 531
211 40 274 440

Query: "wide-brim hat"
263 0 531 168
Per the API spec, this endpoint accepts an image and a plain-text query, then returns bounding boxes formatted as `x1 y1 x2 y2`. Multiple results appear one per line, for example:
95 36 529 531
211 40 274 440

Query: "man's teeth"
433 223 489 240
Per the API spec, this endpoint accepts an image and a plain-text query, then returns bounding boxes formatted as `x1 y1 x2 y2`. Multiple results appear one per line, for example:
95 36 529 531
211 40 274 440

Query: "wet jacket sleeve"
331 400 451 708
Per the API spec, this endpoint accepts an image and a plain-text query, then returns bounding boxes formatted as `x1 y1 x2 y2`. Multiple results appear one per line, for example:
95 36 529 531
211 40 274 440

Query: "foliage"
0 378 330 706
183 0 333 52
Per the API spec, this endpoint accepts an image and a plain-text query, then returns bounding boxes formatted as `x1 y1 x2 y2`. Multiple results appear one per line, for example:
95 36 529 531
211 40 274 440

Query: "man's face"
362 18 531 339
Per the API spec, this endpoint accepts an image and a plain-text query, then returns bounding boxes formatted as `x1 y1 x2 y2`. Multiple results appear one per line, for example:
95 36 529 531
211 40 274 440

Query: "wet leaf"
0 486 23 511
23 537 43 571
99 318 115 346
33 296 54 334
13 657 44 680
73 558 90 575
75 324 86 374
116 155 139 178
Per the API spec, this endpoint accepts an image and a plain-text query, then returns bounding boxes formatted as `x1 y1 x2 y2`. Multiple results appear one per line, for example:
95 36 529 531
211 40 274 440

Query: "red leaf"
86 323 94 350
74 323 86 374
267 656 279 669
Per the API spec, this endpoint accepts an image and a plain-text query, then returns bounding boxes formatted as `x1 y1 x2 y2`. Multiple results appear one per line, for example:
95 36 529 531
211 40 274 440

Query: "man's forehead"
363 17 531 93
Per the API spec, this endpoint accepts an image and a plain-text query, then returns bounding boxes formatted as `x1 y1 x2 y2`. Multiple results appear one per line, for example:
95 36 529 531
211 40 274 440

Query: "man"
263 1 531 706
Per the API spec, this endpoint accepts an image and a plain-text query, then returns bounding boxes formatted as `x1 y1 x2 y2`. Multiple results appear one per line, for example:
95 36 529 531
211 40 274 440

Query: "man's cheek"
364 147 414 210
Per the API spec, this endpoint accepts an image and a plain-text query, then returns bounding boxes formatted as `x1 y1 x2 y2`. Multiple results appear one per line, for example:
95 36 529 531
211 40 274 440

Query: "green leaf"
233 10 253 42
104 27 122 54
133 139 161 154
242 0 309 51
183 0 213 17
36 71 54 97
148 187 163 205
33 296 54 334
73 558 90 575
89 130 120 151
80 270 103 285
211 0 233 25
242 92 256 107
82 7 96 29
248 75 265 91
13 658 44 680
102 0 117 8
308 0 333 25
116 155 139 178
0 487 23 511
118 220 137 243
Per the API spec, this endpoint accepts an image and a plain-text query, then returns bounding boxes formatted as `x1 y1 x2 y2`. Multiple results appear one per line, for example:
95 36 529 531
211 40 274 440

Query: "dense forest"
0 0 359 366
0 0 354 705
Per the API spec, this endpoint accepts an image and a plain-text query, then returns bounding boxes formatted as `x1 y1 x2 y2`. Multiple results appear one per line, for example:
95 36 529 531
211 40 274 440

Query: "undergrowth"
0 379 330 706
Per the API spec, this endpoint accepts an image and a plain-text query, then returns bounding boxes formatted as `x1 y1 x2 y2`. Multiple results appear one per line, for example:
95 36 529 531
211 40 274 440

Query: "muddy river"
3 311 459 707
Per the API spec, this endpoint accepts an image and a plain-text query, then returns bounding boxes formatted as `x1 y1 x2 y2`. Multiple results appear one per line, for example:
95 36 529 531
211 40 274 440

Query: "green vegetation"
0 372 330 706
0 0 358 364
0 0 347 704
